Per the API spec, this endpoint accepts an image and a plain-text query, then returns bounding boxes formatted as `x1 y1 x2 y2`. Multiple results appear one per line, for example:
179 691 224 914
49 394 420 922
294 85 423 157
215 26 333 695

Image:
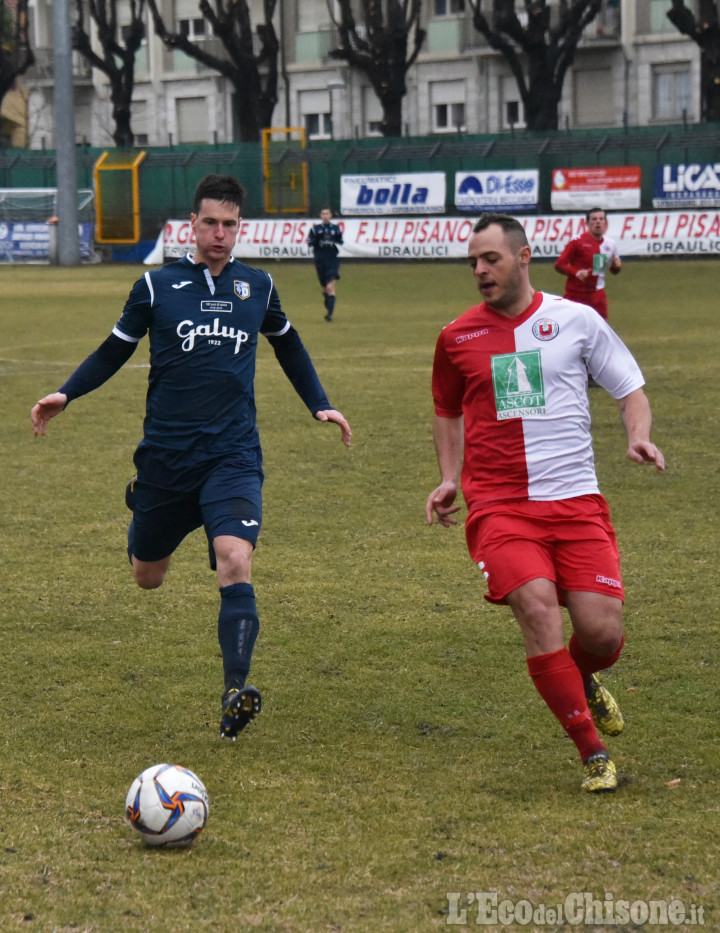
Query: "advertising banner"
147 210 720 264
653 163 720 209
455 170 539 212
551 166 641 211
340 172 446 215
0 221 94 261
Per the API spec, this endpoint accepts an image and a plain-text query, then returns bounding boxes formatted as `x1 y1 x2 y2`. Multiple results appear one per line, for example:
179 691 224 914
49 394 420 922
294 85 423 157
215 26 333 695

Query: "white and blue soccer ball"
125 763 209 847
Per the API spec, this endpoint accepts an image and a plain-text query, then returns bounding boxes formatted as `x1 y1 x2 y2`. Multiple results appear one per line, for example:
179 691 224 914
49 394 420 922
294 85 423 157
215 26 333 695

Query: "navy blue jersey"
307 222 343 258
111 255 327 456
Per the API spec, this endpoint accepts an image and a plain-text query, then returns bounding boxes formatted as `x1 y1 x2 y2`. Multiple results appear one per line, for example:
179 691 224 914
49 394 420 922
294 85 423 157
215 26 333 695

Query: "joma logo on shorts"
177 318 249 354
596 574 621 588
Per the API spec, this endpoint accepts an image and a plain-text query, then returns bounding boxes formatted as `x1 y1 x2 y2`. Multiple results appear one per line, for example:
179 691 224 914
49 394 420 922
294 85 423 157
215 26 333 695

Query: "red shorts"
565 288 608 320
465 495 624 605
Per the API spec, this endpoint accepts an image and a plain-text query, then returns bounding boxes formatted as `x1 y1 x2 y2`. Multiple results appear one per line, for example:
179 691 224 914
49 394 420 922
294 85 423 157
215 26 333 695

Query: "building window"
176 96 209 143
120 23 146 44
649 0 676 34
574 68 613 127
305 112 332 139
179 17 206 39
434 102 465 133
652 63 692 121
367 120 383 136
501 75 525 129
434 0 465 13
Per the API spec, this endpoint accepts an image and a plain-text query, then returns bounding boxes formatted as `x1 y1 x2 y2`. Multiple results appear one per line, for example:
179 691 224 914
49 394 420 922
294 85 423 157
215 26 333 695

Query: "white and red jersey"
555 231 619 301
432 291 644 512
596 234 620 290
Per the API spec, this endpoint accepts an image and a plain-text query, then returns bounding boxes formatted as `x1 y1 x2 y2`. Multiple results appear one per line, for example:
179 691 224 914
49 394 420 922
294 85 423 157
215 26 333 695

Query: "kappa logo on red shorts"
596 574 621 588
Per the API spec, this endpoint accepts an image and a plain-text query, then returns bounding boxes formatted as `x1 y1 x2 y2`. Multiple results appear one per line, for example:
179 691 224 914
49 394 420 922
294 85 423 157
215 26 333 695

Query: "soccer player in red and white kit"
426 213 664 793
555 207 622 320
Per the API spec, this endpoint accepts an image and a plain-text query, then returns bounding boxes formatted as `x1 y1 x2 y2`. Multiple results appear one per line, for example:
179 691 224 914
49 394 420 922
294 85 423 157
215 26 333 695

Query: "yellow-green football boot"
582 751 618 793
586 673 624 736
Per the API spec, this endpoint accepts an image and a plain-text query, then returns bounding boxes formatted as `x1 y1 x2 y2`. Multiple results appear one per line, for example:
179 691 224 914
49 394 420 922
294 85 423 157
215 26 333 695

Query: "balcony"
162 37 229 75
427 16 480 54
294 26 340 65
25 48 92 83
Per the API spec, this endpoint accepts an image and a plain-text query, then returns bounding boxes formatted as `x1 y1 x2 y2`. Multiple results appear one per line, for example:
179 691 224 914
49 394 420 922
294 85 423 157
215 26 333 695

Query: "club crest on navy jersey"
234 281 251 300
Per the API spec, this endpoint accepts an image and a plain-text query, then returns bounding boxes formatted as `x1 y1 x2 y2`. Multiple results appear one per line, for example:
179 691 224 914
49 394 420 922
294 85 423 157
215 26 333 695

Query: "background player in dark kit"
31 174 352 740
307 206 344 321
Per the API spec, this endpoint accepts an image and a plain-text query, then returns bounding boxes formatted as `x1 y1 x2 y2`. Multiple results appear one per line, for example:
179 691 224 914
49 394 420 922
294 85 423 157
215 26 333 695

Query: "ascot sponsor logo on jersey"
532 319 559 341
491 351 546 419
177 318 249 353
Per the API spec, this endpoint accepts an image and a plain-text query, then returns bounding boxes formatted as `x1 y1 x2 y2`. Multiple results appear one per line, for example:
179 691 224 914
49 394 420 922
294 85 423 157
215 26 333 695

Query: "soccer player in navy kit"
307 207 344 321
31 174 352 740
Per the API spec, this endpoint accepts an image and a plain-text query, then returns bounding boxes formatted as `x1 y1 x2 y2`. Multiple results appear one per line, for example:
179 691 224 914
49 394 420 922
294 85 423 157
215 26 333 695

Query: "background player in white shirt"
426 213 664 793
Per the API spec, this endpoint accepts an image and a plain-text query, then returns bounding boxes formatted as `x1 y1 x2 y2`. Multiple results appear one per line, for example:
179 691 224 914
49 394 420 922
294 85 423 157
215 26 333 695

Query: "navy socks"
217 582 259 694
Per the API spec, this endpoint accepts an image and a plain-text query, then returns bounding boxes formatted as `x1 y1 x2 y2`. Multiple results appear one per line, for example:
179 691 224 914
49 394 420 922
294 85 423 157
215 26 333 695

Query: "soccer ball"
125 763 209 847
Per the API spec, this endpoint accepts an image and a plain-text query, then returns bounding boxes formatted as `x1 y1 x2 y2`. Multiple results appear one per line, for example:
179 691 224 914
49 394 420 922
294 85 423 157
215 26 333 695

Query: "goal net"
0 188 94 222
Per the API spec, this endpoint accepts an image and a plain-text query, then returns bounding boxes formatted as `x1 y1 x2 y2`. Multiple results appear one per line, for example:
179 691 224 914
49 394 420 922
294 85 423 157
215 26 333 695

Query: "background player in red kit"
555 207 622 320
426 213 664 793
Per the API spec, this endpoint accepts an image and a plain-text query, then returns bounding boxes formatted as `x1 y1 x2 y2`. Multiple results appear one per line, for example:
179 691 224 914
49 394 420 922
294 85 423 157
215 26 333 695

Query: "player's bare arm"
314 408 352 447
31 392 68 436
617 388 665 472
427 415 463 526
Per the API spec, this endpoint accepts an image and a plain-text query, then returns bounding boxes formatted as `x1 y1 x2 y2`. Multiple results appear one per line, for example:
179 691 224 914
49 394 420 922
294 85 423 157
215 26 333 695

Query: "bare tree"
668 0 720 122
467 0 602 131
71 0 147 148
146 0 279 143
0 0 34 104
327 0 426 138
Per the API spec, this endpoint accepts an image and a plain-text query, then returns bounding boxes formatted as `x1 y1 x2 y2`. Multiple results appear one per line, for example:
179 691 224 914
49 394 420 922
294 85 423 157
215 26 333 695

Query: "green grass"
1 258 718 932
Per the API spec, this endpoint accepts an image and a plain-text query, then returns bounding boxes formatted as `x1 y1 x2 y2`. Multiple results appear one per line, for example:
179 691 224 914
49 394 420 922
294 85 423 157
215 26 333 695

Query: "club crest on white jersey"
532 319 559 341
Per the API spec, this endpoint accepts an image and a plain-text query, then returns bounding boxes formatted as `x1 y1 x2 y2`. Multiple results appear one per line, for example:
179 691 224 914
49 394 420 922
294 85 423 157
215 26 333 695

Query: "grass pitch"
1 258 718 932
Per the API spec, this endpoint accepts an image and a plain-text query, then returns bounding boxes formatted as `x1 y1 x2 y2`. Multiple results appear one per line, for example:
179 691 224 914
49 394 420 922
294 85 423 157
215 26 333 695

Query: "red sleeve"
432 331 465 418
555 238 580 277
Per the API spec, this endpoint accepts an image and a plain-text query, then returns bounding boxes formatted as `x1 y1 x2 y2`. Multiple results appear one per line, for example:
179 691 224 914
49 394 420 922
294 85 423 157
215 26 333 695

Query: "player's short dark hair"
193 174 246 214
586 206 606 221
473 212 529 250
320 205 333 213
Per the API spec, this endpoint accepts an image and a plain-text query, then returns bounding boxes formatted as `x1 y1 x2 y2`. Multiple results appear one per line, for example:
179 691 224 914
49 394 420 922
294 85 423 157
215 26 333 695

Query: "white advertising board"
145 211 720 263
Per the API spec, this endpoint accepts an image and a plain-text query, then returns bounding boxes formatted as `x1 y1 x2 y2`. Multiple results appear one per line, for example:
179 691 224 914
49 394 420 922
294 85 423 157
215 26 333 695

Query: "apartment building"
22 0 700 149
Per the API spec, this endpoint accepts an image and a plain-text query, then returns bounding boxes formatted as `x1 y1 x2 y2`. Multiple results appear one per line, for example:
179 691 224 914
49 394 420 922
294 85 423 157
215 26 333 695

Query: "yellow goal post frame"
262 127 308 214
93 150 146 244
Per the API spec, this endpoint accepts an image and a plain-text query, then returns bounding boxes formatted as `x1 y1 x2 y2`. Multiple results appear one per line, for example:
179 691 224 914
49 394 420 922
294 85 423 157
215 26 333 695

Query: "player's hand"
315 409 352 447
627 440 665 472
31 392 68 436
426 482 461 527
576 269 591 281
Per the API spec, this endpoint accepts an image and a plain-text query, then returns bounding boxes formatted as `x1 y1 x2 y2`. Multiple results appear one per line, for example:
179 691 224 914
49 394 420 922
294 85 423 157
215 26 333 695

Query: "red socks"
527 647 605 762
569 632 625 684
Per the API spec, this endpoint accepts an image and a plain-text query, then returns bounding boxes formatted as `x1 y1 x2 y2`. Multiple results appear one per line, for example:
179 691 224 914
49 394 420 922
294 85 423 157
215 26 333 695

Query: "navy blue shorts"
127 448 263 564
315 256 340 286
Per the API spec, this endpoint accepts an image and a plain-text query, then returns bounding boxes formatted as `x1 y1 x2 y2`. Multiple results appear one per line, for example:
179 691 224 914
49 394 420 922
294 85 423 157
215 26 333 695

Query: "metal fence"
0 120 717 239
